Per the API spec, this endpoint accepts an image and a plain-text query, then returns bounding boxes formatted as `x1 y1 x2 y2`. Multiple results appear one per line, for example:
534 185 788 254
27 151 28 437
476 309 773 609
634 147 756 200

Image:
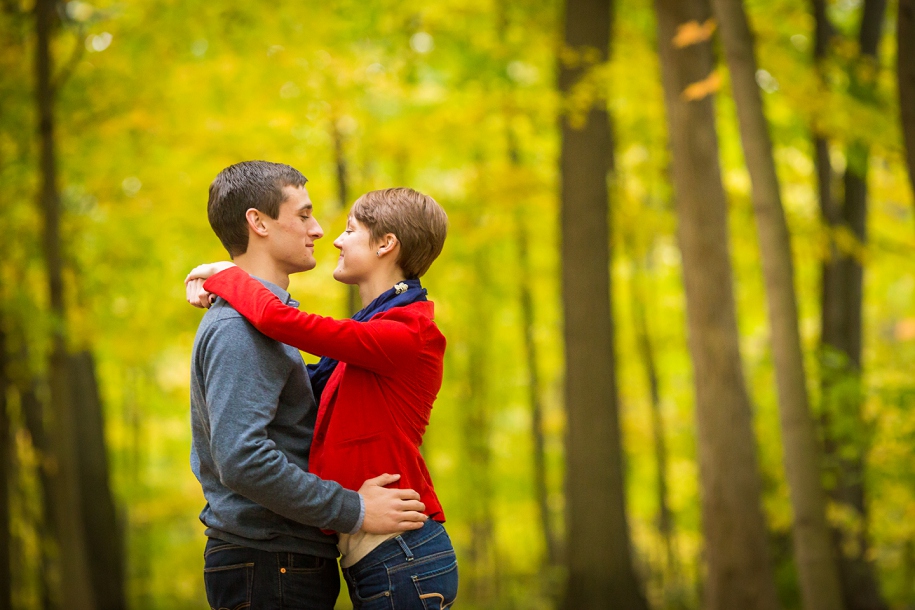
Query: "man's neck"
233 252 290 290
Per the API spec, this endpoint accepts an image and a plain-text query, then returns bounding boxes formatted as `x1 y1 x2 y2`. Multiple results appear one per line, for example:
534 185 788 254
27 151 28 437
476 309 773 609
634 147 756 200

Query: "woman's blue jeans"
342 520 459 609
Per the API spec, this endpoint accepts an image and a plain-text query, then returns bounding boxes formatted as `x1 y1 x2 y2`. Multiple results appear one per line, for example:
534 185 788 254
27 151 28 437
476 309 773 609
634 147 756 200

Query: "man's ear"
245 208 270 237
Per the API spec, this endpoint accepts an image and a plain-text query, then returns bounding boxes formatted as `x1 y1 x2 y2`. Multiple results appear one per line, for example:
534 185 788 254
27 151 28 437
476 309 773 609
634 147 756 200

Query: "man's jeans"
342 520 458 609
203 538 339 610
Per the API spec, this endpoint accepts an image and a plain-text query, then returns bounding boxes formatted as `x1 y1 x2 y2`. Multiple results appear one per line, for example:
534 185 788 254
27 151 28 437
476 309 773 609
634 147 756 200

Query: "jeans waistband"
343 520 447 576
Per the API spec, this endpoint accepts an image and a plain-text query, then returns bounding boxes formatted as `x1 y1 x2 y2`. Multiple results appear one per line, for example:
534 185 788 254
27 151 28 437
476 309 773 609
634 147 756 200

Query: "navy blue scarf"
306 279 428 403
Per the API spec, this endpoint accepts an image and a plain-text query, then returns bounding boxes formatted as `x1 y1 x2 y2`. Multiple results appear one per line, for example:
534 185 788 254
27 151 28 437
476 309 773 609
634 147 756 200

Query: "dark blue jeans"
203 538 339 610
342 520 459 609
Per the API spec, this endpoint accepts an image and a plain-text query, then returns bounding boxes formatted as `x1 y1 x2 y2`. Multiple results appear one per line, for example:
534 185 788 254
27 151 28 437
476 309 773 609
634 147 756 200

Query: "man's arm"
201 315 425 533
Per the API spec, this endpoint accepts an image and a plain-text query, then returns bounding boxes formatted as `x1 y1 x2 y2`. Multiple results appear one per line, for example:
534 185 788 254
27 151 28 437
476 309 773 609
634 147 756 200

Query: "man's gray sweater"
190 278 363 556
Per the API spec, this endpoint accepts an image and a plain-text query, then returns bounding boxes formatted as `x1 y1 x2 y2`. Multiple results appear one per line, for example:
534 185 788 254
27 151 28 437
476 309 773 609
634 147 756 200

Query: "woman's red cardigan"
203 267 446 524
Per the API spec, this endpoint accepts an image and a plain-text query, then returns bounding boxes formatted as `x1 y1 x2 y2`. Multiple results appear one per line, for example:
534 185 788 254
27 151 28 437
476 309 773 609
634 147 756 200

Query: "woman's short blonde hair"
352 187 448 279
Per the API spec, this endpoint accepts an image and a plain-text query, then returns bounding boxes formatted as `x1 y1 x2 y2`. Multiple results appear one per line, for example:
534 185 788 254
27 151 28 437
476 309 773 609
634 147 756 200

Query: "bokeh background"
1 0 914 608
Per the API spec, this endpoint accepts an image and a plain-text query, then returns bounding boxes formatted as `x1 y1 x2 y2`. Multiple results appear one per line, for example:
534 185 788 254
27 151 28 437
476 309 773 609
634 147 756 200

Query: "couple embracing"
185 160 457 609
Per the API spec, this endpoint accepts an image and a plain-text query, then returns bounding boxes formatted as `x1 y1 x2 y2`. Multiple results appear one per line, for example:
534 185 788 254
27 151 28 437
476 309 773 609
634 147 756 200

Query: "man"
189 161 427 609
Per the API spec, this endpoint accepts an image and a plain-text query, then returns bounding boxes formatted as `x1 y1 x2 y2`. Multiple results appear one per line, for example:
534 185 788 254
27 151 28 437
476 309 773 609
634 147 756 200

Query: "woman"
187 187 457 609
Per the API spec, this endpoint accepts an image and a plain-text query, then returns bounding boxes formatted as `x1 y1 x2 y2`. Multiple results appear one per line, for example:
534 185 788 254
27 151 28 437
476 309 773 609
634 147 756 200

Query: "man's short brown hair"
208 161 308 257
351 188 448 279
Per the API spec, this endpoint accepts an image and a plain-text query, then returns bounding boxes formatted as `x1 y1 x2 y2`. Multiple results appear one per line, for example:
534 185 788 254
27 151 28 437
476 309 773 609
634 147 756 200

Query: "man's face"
262 185 324 273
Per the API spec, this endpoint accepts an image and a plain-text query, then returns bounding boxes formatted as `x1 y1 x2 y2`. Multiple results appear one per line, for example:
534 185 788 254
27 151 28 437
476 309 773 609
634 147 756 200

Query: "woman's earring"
376 250 381 257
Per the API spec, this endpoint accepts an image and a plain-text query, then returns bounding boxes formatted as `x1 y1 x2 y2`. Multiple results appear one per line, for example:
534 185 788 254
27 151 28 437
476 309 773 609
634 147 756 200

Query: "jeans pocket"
280 556 339 609
411 553 458 610
346 566 394 609
203 560 254 610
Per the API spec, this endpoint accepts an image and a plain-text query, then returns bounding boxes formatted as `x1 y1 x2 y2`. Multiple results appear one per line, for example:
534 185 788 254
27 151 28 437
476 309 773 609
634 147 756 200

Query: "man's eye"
300 215 311 220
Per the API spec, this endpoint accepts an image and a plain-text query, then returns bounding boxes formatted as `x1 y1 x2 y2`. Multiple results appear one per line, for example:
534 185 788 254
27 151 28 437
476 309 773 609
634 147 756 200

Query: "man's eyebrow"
298 202 313 212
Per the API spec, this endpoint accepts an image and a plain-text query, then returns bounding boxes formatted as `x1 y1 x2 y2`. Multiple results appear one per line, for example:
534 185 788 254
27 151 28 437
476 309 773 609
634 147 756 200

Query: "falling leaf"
682 70 721 101
673 19 717 48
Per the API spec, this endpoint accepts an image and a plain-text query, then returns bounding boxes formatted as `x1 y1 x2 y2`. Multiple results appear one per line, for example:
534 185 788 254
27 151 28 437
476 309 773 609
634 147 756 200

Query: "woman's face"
332 216 377 285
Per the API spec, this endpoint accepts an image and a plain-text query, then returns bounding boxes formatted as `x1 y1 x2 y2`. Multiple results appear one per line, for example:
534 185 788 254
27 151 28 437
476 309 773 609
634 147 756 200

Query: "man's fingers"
397 520 426 531
398 500 426 513
393 488 421 501
366 473 401 487
397 509 427 522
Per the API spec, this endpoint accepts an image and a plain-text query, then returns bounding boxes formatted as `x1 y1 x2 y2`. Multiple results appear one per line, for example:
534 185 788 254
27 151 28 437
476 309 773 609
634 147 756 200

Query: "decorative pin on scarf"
394 282 409 295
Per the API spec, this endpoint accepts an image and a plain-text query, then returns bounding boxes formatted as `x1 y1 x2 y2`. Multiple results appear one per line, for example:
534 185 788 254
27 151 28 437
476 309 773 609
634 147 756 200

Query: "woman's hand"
184 261 235 309
186 278 215 309
185 261 236 282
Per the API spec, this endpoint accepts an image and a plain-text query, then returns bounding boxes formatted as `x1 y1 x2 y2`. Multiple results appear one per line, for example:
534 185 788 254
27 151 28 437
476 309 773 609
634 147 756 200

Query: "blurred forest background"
1 0 915 608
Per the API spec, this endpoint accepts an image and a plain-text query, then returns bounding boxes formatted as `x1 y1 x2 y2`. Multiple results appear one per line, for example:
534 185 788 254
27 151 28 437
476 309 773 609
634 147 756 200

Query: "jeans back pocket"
203 543 254 610
411 553 458 610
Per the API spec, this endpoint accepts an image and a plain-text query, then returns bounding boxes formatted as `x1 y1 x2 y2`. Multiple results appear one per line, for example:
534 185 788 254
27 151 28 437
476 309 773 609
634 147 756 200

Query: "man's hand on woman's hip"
358 473 428 535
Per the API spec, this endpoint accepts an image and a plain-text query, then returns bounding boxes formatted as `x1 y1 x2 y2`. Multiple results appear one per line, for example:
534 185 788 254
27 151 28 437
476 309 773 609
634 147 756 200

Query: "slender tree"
330 114 360 316
9 335 54 610
459 245 499 606
710 2 844 609
0 321 11 610
653 0 781 608
509 144 558 569
899 0 915 203
559 0 648 606
817 2 890 608
496 1 559 570
70 352 126 610
35 0 96 606
625 240 683 603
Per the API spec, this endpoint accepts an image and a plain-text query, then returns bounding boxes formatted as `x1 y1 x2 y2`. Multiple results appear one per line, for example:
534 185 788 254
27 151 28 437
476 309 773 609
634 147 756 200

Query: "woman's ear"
245 208 269 237
376 233 399 257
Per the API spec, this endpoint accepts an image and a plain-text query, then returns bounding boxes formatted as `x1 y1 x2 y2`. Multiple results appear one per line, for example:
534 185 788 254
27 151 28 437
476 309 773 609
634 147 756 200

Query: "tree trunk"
899 0 915 204
629 251 679 591
516 205 558 568
559 0 648 607
0 323 11 610
70 352 126 610
34 0 95 607
8 332 54 610
653 1 781 609
819 2 889 608
504 114 559 569
460 248 499 606
330 115 360 316
709 2 844 609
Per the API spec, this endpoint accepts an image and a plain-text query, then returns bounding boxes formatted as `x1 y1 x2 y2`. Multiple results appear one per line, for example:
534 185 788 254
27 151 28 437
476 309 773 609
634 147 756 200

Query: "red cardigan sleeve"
203 266 422 376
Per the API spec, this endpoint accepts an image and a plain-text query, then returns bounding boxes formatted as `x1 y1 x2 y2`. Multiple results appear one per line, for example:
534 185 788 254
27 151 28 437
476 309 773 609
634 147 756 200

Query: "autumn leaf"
681 70 721 101
672 19 717 49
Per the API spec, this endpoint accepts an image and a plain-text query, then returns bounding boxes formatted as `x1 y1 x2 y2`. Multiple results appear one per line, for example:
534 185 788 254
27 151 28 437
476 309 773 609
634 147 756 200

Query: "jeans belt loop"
395 535 414 561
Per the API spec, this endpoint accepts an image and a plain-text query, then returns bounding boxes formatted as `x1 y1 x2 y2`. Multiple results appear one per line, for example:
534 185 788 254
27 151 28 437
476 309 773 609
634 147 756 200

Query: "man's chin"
293 259 317 273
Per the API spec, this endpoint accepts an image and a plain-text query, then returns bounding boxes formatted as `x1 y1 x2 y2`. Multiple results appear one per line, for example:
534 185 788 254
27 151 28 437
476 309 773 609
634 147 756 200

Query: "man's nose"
310 219 324 239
